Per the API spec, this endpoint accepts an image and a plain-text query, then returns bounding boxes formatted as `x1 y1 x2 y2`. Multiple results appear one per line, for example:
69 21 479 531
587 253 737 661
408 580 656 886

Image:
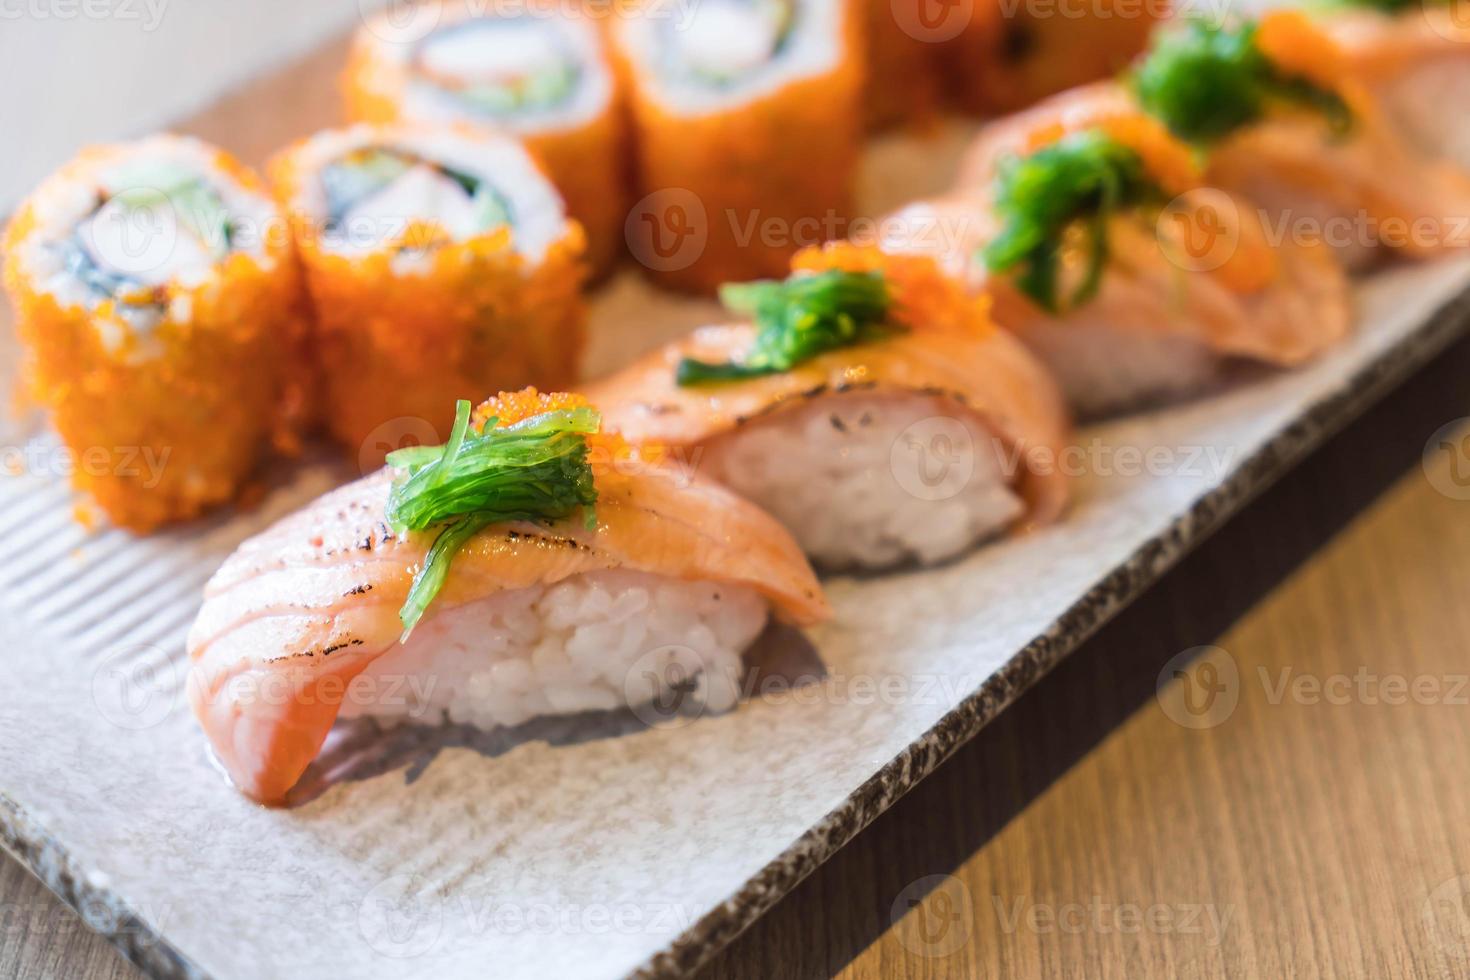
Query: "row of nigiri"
183 5 1470 802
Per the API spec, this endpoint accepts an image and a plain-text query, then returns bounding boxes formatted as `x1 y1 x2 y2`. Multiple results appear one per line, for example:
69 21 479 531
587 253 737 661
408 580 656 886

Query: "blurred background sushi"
2 134 311 530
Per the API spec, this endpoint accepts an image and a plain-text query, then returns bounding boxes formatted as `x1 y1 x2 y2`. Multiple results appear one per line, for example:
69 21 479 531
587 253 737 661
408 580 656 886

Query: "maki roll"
585 246 1070 570
928 84 1352 418
611 0 864 292
1131 13 1470 271
1 134 310 531
186 388 828 804
344 0 628 279
1314 0 1470 171
270 124 586 460
862 0 942 128
944 0 1164 115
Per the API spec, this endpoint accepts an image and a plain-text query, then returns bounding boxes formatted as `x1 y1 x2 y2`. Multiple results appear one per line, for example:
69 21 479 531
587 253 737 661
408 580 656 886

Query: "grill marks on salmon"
187 464 828 803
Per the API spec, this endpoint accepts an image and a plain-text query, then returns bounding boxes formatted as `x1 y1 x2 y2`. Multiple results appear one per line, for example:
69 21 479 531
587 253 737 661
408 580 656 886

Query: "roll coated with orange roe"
611 0 865 293
269 124 587 463
343 0 628 280
1 134 311 532
861 0 942 128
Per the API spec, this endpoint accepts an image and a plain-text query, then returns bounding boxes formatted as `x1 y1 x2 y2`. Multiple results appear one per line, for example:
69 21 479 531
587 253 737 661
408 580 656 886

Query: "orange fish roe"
1256 11 1347 95
2 140 313 533
1256 10 1375 117
792 242 995 338
472 387 588 428
471 388 665 480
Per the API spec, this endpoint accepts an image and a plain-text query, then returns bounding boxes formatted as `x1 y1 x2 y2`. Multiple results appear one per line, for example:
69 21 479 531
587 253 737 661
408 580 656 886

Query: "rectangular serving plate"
3 35 1470 980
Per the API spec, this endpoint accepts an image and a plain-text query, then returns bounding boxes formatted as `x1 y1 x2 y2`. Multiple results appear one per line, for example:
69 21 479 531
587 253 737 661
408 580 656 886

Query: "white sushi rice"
617 0 846 112
339 569 767 729
700 392 1025 570
1018 319 1223 420
359 2 616 135
279 124 569 263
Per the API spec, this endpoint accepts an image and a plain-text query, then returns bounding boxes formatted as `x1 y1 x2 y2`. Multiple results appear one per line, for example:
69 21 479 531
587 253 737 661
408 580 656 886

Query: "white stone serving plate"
3 46 1470 980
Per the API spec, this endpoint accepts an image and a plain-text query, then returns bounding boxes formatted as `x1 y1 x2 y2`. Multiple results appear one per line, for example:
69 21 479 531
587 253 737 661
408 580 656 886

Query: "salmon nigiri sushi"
1131 13 1470 270
187 389 828 804
584 247 1071 571
1313 0 1470 172
914 85 1351 418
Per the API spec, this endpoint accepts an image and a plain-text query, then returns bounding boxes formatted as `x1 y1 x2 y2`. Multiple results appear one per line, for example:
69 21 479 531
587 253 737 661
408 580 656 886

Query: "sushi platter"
3 2 1470 979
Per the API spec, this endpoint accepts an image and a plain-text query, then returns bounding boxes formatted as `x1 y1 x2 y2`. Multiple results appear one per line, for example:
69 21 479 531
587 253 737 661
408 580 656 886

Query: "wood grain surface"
5 332 1470 979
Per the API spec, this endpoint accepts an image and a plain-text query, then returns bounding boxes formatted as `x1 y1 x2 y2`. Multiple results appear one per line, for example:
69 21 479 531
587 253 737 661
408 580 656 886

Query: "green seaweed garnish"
675 269 893 384
1132 20 1352 145
386 400 599 638
982 130 1155 313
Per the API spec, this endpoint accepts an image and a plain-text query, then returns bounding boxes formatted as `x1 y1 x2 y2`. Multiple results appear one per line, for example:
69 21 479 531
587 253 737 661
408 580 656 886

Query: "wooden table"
6 337 1470 979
